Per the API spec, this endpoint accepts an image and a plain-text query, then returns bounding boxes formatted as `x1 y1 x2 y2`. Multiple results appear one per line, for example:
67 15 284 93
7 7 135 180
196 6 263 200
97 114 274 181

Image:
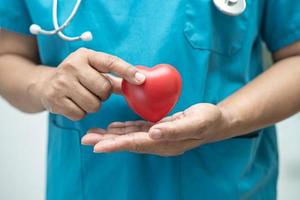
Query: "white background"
0 97 299 200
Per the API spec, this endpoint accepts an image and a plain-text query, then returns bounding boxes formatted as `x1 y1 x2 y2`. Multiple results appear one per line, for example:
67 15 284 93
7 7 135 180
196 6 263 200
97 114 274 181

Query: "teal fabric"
1 0 300 199
0 0 32 34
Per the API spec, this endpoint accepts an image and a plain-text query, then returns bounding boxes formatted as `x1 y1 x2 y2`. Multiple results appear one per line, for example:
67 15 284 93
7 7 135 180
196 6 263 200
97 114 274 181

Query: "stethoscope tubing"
30 0 245 42
30 0 92 41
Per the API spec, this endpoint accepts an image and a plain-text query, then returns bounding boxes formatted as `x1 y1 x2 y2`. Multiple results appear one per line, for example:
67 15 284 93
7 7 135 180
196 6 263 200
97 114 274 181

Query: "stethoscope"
29 0 246 42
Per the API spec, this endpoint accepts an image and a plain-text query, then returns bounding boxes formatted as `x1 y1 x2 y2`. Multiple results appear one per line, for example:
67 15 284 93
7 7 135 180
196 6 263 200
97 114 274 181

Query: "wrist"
27 66 55 110
217 103 241 139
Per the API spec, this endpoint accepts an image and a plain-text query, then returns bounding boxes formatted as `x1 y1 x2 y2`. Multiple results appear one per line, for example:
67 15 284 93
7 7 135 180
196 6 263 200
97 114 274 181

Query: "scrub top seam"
78 129 87 200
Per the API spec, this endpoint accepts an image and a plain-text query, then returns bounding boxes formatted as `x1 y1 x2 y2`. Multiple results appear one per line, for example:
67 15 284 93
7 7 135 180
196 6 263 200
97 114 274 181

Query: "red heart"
122 64 182 122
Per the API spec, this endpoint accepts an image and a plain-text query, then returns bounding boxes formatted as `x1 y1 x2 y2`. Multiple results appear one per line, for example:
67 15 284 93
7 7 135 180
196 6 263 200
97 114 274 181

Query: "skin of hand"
28 48 145 120
82 42 300 156
0 30 145 121
82 103 229 156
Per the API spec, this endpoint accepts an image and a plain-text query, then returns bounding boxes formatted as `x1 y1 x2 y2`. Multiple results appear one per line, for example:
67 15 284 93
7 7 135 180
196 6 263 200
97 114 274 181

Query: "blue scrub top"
1 1 300 199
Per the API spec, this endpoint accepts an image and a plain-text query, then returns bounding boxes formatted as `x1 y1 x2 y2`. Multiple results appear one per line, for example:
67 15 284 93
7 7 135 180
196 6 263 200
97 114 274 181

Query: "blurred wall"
0 98 47 200
277 115 300 200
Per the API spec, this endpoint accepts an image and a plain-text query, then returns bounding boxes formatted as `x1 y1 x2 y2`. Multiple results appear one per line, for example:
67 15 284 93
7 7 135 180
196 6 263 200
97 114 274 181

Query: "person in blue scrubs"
1 0 300 199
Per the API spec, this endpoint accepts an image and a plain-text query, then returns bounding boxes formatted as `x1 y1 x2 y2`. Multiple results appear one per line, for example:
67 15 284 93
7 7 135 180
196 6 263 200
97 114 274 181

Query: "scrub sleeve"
0 0 32 35
261 0 300 52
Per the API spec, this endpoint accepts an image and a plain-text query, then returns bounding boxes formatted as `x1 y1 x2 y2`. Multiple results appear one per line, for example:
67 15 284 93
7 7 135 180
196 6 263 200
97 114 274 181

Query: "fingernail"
81 138 87 145
135 72 146 83
149 129 162 139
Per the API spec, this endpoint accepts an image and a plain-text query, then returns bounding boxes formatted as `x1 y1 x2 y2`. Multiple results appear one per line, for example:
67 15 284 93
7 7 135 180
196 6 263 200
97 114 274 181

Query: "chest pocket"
184 0 251 56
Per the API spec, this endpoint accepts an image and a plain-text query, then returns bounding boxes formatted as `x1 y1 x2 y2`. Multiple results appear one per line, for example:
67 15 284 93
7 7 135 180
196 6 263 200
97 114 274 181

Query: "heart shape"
122 64 182 122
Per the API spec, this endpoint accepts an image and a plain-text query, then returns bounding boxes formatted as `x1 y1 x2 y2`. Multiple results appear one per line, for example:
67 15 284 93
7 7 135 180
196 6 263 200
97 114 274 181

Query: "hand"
30 48 146 121
81 103 231 156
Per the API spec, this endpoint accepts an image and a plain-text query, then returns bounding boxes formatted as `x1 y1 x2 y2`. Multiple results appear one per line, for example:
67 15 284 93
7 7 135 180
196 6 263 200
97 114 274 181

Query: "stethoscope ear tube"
29 0 93 41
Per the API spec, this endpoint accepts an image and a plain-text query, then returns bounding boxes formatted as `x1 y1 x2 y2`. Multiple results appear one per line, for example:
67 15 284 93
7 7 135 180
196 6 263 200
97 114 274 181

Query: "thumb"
104 74 122 95
148 115 201 141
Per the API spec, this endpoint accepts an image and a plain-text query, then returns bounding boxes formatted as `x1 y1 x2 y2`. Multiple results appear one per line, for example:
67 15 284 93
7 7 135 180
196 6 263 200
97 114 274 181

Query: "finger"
93 132 154 153
107 120 152 135
104 74 122 94
93 131 203 156
67 80 102 113
88 50 146 85
82 133 103 145
172 112 184 120
148 114 203 141
108 120 151 128
156 112 183 124
107 121 126 128
157 116 173 123
57 98 86 121
81 128 116 145
107 124 151 135
77 65 113 100
81 129 105 145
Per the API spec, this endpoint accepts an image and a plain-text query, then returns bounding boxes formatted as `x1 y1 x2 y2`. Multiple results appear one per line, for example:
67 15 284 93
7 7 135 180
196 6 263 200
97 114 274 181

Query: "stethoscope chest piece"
213 0 246 16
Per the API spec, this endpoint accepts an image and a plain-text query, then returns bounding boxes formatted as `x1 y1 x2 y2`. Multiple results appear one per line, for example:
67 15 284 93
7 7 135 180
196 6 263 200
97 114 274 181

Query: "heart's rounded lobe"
122 64 182 122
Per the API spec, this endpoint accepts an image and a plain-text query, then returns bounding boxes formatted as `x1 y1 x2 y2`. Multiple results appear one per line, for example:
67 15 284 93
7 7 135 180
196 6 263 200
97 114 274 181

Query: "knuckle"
61 60 77 72
61 56 75 67
45 88 58 101
54 73 68 87
64 48 89 66
69 112 85 121
124 65 136 77
89 101 101 113
89 53 101 67
99 81 112 100
63 107 85 121
64 52 87 68
77 47 89 54
104 55 118 71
